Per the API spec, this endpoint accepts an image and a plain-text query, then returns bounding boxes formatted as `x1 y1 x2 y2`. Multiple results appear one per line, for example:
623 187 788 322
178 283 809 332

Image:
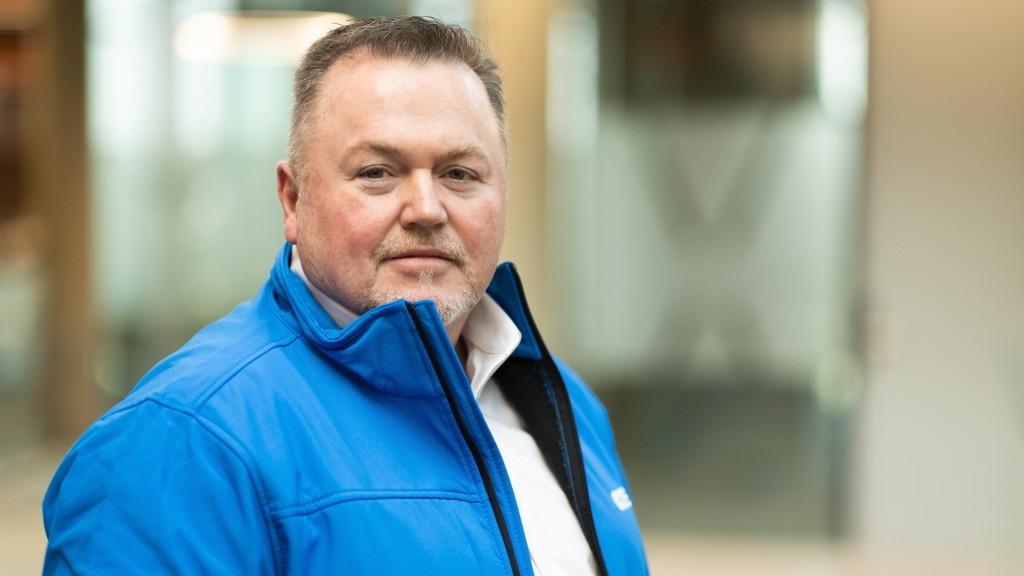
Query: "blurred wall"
857 0 1024 564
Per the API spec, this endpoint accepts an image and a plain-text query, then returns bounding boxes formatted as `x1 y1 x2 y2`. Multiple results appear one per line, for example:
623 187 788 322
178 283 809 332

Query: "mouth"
373 230 469 271
389 247 454 262
379 247 463 275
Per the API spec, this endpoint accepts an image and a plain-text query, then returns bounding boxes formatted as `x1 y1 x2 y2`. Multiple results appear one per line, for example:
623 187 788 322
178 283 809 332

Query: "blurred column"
858 0 1024 567
473 0 554 340
25 0 98 442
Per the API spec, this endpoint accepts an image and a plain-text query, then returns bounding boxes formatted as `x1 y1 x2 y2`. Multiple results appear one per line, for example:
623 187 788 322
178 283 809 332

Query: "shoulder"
117 294 301 416
43 296 304 572
75 292 314 474
60 289 308 467
43 395 278 574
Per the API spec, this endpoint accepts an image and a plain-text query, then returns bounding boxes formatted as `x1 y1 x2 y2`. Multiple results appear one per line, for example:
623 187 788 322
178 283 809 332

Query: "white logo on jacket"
610 487 633 511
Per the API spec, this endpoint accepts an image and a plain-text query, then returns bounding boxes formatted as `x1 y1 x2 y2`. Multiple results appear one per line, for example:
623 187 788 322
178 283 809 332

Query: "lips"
390 247 454 261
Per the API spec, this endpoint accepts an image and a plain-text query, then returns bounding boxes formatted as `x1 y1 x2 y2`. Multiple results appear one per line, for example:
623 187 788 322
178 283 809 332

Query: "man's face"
278 54 507 334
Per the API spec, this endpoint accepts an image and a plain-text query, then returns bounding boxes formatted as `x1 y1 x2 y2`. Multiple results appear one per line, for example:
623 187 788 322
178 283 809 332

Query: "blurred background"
0 0 1022 574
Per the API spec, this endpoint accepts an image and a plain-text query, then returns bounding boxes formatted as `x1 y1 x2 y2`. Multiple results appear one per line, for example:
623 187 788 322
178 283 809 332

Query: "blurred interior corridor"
2 0 1024 574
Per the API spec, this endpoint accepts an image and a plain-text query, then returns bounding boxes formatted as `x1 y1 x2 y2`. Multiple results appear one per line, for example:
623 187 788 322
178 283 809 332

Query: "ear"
277 161 300 244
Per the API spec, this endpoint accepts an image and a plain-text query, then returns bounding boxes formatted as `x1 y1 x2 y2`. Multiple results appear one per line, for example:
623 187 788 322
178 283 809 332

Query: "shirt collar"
461 293 522 398
288 244 521 398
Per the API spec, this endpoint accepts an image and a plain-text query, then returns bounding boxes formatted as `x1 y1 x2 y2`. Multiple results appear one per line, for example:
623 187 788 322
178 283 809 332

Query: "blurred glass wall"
547 0 867 537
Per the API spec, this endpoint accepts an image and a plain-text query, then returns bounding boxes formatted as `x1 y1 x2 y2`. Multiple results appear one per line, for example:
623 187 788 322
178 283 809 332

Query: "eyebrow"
347 141 494 172
349 141 403 159
440 145 492 166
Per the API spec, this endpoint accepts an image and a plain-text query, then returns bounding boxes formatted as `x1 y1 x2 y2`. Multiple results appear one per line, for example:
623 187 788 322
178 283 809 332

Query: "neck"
446 317 469 371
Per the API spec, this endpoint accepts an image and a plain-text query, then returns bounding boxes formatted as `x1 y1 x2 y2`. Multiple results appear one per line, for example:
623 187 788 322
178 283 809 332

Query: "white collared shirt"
290 247 596 575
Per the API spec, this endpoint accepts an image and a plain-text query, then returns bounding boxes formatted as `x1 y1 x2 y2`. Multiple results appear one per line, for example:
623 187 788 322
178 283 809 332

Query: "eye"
361 167 388 179
447 168 473 181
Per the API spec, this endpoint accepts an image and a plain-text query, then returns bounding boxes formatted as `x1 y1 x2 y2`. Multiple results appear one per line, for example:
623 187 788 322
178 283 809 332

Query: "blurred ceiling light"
816 0 868 128
174 11 352 65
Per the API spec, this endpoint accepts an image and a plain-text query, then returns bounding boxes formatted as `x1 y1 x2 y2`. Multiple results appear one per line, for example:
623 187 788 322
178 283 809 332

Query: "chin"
366 280 482 325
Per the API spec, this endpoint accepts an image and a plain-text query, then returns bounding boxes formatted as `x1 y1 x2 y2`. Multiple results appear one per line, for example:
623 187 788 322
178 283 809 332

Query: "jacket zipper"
502 264 611 576
537 350 610 576
407 303 522 576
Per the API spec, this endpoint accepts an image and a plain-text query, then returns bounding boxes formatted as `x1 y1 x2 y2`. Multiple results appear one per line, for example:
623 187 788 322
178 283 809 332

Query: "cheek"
468 199 506 259
489 213 506 254
308 197 380 251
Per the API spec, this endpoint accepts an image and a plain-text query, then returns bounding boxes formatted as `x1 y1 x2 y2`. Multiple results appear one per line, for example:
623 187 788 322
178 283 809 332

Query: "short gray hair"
287 16 506 187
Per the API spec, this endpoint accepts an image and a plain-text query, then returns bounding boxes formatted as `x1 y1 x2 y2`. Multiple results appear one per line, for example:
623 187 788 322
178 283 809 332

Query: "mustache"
372 228 469 268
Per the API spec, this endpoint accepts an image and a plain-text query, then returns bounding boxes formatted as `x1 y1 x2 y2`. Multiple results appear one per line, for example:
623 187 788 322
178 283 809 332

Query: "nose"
399 171 447 228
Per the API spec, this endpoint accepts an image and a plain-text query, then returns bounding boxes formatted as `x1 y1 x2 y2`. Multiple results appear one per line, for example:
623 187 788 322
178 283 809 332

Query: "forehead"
309 53 504 156
319 52 488 116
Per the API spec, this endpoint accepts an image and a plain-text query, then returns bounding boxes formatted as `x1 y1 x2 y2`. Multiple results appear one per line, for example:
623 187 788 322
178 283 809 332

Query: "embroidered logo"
610 487 633 511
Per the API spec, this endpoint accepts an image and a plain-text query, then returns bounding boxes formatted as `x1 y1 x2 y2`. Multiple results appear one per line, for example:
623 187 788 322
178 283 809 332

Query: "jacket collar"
265 243 546 394
486 263 543 362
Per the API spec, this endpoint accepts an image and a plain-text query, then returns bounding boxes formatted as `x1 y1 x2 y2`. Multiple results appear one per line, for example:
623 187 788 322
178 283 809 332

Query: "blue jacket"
43 244 648 575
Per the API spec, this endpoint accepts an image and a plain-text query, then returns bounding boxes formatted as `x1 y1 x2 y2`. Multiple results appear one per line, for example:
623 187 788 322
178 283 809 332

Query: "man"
43 16 648 575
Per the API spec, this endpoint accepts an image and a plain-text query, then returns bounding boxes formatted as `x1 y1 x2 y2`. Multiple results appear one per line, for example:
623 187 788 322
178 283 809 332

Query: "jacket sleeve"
42 400 276 575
